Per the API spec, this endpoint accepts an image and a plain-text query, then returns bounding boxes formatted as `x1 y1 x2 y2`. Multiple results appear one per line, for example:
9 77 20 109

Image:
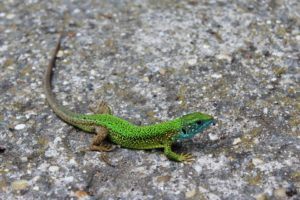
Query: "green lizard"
44 33 215 162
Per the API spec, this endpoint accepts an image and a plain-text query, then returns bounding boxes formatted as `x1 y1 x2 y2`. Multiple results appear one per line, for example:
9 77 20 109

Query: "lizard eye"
196 120 203 125
182 128 187 134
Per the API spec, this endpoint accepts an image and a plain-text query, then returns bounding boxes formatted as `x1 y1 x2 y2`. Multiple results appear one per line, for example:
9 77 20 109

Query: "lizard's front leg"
89 126 115 152
164 143 194 163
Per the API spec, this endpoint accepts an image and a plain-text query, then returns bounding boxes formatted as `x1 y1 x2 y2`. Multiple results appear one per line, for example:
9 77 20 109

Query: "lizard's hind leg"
90 126 115 152
89 101 115 152
91 101 113 115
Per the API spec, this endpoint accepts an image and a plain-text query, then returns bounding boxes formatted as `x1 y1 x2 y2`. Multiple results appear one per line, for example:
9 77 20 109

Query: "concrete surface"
0 0 299 199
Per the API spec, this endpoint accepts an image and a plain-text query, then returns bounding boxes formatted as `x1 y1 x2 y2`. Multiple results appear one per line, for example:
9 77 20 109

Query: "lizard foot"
179 153 195 163
90 101 112 114
89 143 116 152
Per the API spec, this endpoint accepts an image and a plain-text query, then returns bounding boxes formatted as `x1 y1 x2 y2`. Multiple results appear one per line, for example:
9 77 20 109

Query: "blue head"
175 112 215 140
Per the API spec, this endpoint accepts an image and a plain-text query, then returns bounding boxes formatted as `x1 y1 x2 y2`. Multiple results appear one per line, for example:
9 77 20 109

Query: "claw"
89 144 116 152
102 144 116 151
180 153 195 163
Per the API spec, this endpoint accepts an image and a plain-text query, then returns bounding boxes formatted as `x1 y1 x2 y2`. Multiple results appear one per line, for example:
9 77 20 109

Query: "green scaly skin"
44 33 215 162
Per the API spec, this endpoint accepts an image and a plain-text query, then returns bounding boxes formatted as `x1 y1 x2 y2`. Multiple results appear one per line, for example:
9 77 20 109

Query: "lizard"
43 32 215 162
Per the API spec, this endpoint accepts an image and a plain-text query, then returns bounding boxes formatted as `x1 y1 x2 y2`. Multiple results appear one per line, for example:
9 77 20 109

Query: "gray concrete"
0 0 299 199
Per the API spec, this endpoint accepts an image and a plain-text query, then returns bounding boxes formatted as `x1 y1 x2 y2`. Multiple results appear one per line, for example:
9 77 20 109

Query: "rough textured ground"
0 0 299 199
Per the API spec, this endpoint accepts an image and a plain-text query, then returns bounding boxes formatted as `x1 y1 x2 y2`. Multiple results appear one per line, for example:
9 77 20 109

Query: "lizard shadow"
173 134 230 155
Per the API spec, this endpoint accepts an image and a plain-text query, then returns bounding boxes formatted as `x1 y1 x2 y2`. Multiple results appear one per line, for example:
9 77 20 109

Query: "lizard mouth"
198 119 215 131
177 119 215 140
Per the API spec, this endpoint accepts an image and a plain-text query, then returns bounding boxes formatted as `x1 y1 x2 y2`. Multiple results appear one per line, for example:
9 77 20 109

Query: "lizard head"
175 112 215 140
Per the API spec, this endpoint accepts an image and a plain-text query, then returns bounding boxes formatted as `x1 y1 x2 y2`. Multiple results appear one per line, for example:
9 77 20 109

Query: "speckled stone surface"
0 0 299 199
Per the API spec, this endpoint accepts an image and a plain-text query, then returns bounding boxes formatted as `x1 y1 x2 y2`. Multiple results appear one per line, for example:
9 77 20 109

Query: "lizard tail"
43 33 83 124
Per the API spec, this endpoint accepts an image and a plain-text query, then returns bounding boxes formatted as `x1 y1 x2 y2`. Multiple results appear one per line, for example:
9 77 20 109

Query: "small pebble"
271 77 277 82
274 188 287 199
208 133 219 141
143 77 149 82
33 186 39 191
185 189 196 198
68 158 77 166
49 166 59 173
216 54 232 62
252 158 264 166
45 149 59 158
63 176 74 183
75 190 89 198
20 157 28 162
0 44 8 52
266 84 274 89
56 50 64 58
90 70 96 76
233 138 241 145
256 193 268 200
187 58 197 66
203 44 210 49
11 180 28 191
193 165 202 174
159 68 166 75
211 74 222 79
14 124 26 130
6 13 15 19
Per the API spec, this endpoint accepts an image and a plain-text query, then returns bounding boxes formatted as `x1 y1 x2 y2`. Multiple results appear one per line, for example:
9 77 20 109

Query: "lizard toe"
180 153 195 163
